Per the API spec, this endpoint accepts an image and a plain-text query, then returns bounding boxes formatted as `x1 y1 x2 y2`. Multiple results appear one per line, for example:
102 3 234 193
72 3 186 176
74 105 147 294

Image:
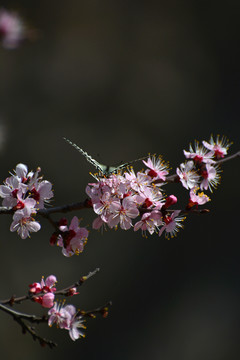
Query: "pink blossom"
10 207 41 239
41 292 55 308
176 161 199 189
200 164 220 192
48 303 86 340
187 186 210 209
0 163 30 207
108 197 139 230
48 302 73 329
14 163 28 178
183 142 215 164
124 169 151 192
0 176 21 207
29 275 57 294
92 191 113 222
29 275 57 308
29 180 53 209
57 216 88 257
0 163 54 210
44 275 57 288
13 195 37 213
158 210 185 239
134 210 162 235
134 186 164 210
69 316 86 341
202 135 232 159
143 155 169 181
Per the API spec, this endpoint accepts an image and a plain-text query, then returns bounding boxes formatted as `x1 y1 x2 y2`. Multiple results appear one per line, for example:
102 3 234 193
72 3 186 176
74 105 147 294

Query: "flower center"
148 169 158 178
194 155 203 163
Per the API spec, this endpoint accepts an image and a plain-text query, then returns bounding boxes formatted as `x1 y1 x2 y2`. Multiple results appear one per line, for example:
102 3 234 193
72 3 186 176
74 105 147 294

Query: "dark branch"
0 304 57 348
78 301 112 319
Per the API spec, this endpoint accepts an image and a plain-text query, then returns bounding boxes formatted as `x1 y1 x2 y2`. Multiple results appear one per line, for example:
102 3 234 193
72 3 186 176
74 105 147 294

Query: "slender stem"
54 268 100 296
0 303 56 348
0 303 44 321
0 299 110 348
79 301 112 318
215 150 240 165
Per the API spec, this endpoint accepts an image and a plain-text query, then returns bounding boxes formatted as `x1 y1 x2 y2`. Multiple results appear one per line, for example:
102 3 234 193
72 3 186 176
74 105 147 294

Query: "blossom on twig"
29 275 57 308
53 216 88 257
48 302 86 340
202 135 232 159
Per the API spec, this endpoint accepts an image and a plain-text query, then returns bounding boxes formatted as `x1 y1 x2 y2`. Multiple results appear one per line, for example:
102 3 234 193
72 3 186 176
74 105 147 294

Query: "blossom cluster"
0 163 53 239
0 136 231 244
86 156 182 238
50 216 89 257
177 135 231 192
29 274 85 341
86 135 231 239
0 8 25 49
29 275 57 308
48 302 86 341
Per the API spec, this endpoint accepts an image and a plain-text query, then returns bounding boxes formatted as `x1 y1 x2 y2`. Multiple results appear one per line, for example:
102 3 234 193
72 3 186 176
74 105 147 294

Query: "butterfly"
63 137 147 177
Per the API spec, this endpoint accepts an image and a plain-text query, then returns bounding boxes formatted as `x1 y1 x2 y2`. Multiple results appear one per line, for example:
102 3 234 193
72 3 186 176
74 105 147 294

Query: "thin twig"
0 303 57 348
0 299 111 348
215 150 240 165
78 301 112 318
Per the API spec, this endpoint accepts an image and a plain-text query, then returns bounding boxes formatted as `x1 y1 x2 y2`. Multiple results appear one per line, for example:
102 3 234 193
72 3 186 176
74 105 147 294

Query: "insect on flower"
63 137 147 178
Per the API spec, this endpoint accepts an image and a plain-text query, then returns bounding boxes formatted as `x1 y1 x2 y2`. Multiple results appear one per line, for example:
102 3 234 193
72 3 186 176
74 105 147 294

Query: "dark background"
0 1 239 359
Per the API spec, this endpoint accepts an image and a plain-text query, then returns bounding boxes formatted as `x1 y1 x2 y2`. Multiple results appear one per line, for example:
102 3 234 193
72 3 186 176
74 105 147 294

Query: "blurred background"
0 1 240 359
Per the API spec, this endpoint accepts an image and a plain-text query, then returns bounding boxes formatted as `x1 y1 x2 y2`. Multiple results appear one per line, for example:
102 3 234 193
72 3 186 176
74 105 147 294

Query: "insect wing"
63 137 147 177
106 156 148 175
63 137 105 174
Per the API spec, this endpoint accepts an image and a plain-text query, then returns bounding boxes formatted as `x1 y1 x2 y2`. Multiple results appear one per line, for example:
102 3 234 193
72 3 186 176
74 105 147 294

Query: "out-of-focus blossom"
0 9 25 49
